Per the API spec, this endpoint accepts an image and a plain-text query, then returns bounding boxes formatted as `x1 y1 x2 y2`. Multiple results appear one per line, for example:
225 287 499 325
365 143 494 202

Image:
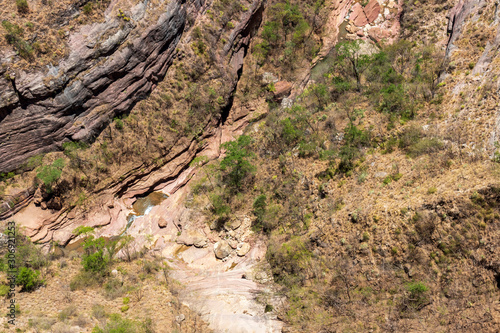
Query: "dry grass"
0 0 110 69
0 254 210 332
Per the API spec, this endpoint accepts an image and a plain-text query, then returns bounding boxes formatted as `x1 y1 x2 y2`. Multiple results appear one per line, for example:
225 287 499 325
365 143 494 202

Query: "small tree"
36 158 65 192
17 267 44 292
82 236 108 274
220 135 255 191
252 194 267 229
334 40 372 92
119 235 135 262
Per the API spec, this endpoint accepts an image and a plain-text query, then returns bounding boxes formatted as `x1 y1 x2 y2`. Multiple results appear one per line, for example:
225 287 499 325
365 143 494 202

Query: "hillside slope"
0 0 499 332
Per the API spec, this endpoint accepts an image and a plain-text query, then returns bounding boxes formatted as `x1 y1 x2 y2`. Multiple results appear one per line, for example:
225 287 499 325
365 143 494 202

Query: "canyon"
1 0 500 332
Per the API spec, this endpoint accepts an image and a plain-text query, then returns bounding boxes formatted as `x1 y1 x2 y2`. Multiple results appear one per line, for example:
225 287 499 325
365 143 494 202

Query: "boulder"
374 171 388 178
47 197 62 210
368 27 392 42
350 3 368 27
158 217 169 228
176 230 208 248
214 240 232 259
33 187 43 205
262 72 279 84
175 314 185 323
365 0 381 24
67 210 76 219
224 218 242 230
273 81 293 100
237 243 251 257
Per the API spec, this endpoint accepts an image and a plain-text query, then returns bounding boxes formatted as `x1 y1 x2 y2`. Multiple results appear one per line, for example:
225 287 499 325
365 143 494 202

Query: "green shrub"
36 158 65 192
406 137 443 157
82 251 108 274
220 135 255 190
58 305 77 321
392 173 403 181
63 141 88 159
70 271 103 290
280 118 301 145
331 76 351 96
24 154 44 171
120 305 129 312
91 304 107 320
104 278 126 300
405 281 429 308
0 285 10 297
17 267 44 292
378 84 415 120
209 193 231 222
337 122 370 174
83 2 93 15
252 194 267 226
399 125 422 149
0 225 48 271
91 313 151 333
16 0 29 14
2 20 33 59
266 237 312 288
73 226 95 236
114 118 124 130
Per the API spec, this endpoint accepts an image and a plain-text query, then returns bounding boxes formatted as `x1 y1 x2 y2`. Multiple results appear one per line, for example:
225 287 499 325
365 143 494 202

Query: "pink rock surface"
273 81 293 100
365 0 381 24
368 27 392 42
351 3 368 26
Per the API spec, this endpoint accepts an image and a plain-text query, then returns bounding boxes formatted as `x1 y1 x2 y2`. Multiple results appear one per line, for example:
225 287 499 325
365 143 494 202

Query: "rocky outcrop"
445 0 485 58
350 0 381 27
350 3 369 27
315 0 402 67
7 0 266 246
0 0 200 173
364 0 381 24
273 81 293 100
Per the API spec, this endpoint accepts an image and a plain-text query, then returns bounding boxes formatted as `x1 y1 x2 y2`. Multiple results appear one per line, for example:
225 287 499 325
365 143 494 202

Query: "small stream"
125 191 169 232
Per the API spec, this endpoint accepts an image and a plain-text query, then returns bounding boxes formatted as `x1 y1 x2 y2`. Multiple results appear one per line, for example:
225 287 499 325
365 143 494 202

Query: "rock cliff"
0 0 199 173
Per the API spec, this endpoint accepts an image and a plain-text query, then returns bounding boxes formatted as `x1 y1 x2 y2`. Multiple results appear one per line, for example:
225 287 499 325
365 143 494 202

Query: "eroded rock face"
0 0 199 173
351 3 368 27
446 0 485 58
364 0 381 24
8 0 266 246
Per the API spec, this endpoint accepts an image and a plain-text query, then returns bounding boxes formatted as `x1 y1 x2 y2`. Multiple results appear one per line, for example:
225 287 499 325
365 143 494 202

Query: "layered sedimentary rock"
0 0 199 173
8 0 265 246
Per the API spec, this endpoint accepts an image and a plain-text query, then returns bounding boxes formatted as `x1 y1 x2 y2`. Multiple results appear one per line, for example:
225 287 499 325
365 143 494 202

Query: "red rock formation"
351 3 368 26
6 0 266 247
273 81 293 100
365 0 381 24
